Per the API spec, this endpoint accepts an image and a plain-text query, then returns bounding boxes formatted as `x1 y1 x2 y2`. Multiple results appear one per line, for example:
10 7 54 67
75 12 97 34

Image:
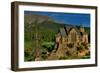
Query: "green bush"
42 42 55 52
24 51 35 61
77 45 84 51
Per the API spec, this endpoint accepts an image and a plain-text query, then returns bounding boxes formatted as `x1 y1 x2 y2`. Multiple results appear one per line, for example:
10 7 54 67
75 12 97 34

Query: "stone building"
36 25 90 60
54 25 89 58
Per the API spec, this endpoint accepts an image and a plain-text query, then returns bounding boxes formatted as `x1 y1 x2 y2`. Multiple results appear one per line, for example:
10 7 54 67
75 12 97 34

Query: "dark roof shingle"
60 28 67 37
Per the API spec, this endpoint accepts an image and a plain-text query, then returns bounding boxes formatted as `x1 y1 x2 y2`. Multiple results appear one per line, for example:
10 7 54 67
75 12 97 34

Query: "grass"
82 55 90 59
42 42 55 45
24 41 33 61
24 41 32 50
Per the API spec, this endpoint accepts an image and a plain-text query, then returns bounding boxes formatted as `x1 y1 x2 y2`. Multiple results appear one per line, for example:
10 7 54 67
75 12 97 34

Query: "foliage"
77 44 85 51
81 56 90 59
24 51 35 61
41 42 55 52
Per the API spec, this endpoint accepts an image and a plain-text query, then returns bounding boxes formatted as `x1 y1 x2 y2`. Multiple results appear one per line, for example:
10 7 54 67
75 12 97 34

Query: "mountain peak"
24 14 53 24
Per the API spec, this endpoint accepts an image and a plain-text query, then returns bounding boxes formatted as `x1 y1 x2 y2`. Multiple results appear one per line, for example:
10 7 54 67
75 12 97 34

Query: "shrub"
77 45 84 51
24 51 35 61
42 42 55 52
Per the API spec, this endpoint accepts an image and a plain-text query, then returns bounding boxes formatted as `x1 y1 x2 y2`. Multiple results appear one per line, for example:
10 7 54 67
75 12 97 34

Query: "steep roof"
65 25 72 33
58 25 84 38
59 28 67 37
66 25 81 35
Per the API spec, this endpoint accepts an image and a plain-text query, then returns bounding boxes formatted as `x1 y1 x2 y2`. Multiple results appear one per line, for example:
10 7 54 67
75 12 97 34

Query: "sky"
24 11 90 27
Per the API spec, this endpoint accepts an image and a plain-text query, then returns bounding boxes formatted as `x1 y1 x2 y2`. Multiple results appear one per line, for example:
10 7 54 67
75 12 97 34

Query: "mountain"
24 14 66 33
24 14 54 24
24 14 90 42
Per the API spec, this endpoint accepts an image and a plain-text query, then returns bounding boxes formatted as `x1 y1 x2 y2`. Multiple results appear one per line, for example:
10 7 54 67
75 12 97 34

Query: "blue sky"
25 11 90 27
